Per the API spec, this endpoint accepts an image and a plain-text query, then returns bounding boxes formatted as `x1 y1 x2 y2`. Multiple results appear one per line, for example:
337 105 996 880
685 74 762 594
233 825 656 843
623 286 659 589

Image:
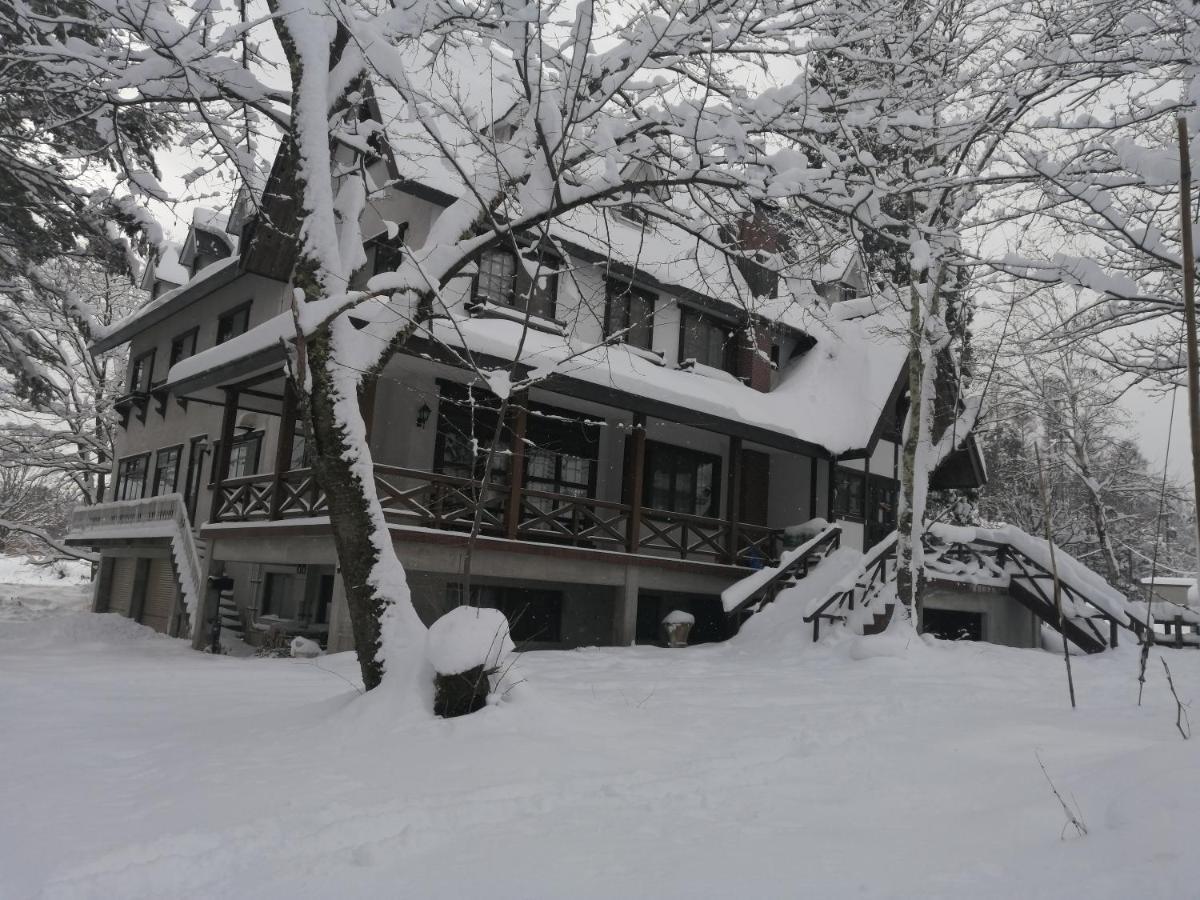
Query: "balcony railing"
213 464 781 566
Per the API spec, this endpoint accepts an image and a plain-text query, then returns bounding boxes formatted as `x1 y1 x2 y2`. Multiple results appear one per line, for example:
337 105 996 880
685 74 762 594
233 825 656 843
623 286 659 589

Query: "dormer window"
472 247 557 320
192 230 230 275
604 281 655 351
679 307 737 375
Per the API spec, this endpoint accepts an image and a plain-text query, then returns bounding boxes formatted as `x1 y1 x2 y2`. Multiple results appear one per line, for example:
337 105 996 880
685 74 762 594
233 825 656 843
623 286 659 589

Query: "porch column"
358 374 377 439
625 413 647 554
269 380 298 520
504 397 528 539
210 387 239 523
808 455 819 522
725 436 743 563
827 454 838 521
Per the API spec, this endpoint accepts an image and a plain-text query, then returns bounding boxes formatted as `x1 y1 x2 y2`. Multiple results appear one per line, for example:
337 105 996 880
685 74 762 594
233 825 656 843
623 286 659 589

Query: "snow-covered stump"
427 607 514 718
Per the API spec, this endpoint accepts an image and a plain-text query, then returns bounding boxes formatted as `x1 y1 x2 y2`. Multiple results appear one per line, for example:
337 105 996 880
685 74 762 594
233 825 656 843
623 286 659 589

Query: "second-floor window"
216 303 251 344
604 281 655 351
129 350 155 394
228 432 261 479
168 329 198 368
473 248 557 320
115 454 149 501
679 307 737 374
152 446 182 496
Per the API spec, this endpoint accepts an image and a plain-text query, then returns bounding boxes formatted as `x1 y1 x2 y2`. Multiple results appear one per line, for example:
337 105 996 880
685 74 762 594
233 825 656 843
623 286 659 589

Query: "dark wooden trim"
726 436 743 562
808 455 818 520
202 518 756 578
827 455 837 521
270 381 298 520
504 400 528 539
211 388 239 523
625 413 646 553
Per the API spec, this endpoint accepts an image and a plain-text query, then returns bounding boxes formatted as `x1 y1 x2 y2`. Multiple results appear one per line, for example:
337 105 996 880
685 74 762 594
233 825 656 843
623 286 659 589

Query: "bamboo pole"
1177 118 1200 582
1035 445 1077 709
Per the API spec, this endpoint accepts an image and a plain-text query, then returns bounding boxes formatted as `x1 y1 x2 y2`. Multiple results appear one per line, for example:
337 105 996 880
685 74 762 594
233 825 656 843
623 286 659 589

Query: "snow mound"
662 610 695 626
0 611 175 650
427 607 514 675
0 554 90 585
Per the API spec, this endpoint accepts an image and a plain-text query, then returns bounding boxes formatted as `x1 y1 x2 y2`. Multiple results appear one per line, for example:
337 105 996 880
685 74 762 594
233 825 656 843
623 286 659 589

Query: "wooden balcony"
212 464 782 566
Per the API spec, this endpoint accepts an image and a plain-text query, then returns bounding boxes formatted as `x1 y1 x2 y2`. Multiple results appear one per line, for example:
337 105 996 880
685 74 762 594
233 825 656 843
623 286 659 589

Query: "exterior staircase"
722 522 843 625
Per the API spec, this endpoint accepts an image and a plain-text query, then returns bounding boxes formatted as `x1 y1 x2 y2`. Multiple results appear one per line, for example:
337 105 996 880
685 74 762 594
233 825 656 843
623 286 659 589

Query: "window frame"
128 349 156 395
168 327 199 369
834 465 867 522
603 280 656 351
216 302 252 345
151 444 183 497
677 305 738 375
114 453 150 502
471 246 559 321
642 440 722 519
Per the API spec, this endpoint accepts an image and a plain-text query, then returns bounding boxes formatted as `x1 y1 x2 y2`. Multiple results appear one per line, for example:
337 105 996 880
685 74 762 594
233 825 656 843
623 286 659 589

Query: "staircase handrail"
722 523 842 615
804 531 898 628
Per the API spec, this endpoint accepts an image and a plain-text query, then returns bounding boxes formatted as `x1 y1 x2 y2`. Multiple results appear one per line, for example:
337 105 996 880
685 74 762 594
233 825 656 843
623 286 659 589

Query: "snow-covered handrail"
722 521 842 615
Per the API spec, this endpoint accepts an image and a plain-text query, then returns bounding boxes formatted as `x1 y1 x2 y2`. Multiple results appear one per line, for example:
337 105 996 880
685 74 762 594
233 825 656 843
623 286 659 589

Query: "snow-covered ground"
1 577 1198 899
0 554 92 624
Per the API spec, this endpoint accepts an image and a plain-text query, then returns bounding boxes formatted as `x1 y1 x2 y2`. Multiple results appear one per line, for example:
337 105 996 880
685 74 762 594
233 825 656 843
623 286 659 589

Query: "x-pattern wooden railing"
212 464 781 567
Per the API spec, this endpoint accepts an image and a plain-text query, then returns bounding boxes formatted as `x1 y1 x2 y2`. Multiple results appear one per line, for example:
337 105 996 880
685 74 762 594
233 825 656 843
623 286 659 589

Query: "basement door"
107 557 137 616
139 558 176 634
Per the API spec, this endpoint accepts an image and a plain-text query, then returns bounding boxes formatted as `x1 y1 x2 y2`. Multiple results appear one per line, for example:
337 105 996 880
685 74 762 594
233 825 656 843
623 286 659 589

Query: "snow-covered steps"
722 521 842 621
804 532 897 641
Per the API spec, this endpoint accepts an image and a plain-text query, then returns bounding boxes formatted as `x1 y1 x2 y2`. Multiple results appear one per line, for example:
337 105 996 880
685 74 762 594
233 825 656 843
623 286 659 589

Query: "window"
261 571 301 619
434 384 511 484
128 350 155 394
473 248 557 320
523 406 599 508
604 281 655 351
168 328 198 368
192 230 230 275
496 587 562 643
216 303 251 344
115 454 149 502
366 226 408 277
643 441 721 518
227 432 261 479
834 467 866 520
151 446 182 496
679 307 737 374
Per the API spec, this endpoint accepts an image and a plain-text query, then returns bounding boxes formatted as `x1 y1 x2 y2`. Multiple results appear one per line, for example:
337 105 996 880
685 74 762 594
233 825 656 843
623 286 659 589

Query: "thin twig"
1035 751 1088 839
1160 656 1191 739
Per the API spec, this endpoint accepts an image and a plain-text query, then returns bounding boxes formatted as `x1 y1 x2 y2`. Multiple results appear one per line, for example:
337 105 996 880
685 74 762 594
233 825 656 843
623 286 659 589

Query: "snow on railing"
68 494 203 626
722 520 841 614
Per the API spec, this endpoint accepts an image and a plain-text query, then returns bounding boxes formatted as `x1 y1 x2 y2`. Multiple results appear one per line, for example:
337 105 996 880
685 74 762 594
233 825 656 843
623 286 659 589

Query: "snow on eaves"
94 256 240 351
139 242 188 292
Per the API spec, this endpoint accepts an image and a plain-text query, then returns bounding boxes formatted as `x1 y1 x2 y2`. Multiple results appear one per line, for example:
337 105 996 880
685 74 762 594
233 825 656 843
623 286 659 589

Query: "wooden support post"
726 436 743 564
1175 615 1184 649
827 455 838 521
504 399 528 540
625 413 646 554
1109 618 1118 649
808 455 818 522
210 387 239 523
270 380 298 520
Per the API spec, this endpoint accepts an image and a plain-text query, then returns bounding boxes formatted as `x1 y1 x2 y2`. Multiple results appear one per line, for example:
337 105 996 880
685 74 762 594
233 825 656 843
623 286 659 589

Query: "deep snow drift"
1 579 1198 899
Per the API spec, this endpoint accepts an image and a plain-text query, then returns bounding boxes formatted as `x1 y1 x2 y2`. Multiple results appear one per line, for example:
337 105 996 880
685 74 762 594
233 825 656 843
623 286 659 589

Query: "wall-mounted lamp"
416 401 432 429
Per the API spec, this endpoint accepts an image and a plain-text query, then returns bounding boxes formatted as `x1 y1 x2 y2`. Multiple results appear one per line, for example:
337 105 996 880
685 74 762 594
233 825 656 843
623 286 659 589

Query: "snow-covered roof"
138 242 188 292
167 300 906 456
1138 576 1196 587
93 256 242 353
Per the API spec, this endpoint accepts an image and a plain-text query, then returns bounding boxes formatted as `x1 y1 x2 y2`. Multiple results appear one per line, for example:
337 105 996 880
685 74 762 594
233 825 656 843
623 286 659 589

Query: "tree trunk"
302 325 425 695
896 279 926 617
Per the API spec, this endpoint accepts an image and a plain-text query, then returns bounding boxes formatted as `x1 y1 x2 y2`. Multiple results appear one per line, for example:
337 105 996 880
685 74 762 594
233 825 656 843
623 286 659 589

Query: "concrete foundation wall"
923 584 1040 649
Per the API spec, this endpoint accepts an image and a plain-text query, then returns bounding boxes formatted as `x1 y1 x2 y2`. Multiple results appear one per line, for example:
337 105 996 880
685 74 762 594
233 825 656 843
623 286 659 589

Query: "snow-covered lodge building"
65 52 989 652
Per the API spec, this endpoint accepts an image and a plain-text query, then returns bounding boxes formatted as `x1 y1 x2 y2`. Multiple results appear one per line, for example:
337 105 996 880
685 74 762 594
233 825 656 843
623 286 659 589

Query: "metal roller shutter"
140 558 177 634
107 558 136 616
